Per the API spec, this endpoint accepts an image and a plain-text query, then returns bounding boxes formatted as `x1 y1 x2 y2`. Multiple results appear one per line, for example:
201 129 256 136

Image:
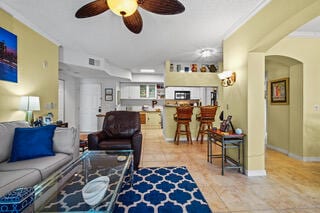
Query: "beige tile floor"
140 128 320 213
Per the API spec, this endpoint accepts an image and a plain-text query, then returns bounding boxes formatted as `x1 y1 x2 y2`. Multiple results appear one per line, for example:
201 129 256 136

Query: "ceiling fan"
75 0 185 34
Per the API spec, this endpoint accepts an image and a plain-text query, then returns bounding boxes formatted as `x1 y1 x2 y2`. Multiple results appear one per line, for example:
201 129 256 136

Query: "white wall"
266 61 290 151
59 47 132 80
80 78 119 114
131 73 164 82
59 72 80 129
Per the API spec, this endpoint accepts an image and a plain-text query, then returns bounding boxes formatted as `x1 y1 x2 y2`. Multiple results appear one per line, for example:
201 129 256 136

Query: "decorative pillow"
53 127 76 155
9 125 57 162
0 120 29 163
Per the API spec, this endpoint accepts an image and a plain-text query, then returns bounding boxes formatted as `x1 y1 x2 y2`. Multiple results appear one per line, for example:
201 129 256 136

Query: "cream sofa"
0 121 79 197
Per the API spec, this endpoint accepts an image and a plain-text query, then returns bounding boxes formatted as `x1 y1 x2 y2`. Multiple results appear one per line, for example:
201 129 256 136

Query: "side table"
79 133 88 152
207 129 245 175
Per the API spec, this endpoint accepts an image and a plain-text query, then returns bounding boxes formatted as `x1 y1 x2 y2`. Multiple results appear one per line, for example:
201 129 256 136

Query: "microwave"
174 91 191 100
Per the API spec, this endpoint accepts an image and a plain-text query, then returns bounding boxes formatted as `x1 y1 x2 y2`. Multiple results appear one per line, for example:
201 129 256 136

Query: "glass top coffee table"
33 150 133 212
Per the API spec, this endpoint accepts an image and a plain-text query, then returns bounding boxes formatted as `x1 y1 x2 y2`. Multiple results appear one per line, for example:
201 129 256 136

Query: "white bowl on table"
82 176 110 206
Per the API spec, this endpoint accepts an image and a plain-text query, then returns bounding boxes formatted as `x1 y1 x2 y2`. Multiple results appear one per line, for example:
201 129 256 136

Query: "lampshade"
108 0 138 17
20 96 40 111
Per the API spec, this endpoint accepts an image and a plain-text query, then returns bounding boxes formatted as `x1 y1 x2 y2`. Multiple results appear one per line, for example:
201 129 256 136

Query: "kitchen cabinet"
140 111 161 129
148 84 156 99
140 84 156 99
130 85 140 99
120 82 162 100
120 83 130 99
120 83 140 99
140 113 146 124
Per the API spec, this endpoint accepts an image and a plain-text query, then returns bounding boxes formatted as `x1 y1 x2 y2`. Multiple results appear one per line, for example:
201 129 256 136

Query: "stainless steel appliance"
174 91 191 100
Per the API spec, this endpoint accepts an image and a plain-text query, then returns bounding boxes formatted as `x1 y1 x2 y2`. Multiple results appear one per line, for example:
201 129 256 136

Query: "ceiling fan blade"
123 10 143 34
75 0 109 18
138 0 185 15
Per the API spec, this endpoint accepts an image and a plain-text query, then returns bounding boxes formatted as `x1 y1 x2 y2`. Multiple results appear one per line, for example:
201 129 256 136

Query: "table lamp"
20 96 40 124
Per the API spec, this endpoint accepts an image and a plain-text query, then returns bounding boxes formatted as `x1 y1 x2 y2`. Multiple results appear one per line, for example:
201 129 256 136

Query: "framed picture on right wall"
269 78 289 105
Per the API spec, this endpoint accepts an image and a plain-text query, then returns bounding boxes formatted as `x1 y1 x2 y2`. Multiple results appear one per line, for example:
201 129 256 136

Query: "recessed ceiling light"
140 69 155 73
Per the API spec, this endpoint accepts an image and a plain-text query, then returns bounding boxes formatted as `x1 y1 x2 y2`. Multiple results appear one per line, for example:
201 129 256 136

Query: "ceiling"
289 16 320 37
1 0 319 77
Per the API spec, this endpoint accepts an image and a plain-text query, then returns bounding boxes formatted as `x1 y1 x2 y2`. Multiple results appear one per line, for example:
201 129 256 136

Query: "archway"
265 55 303 158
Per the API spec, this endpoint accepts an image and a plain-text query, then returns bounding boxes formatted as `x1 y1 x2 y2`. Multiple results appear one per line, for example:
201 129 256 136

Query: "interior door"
79 83 101 132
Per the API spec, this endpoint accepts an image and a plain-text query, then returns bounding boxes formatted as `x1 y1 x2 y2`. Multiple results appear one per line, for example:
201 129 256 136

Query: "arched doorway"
265 55 303 158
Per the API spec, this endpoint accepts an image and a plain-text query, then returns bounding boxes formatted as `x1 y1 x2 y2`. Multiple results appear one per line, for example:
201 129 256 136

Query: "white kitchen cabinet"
142 112 161 129
120 83 130 99
121 83 160 99
130 84 140 99
148 84 156 99
120 83 139 99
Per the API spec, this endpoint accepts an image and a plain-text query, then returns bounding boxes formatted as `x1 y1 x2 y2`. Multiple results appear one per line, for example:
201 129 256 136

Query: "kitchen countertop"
139 110 161 113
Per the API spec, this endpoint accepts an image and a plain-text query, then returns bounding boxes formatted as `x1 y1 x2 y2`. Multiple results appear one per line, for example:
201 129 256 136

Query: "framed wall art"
270 78 289 105
0 27 18 83
105 88 113 101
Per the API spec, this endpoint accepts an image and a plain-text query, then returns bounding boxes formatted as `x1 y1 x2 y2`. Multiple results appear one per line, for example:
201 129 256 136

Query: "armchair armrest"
88 130 107 150
131 131 142 170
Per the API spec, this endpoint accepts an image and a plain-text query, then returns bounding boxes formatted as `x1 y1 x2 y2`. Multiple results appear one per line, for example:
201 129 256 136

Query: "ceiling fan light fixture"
107 0 138 17
200 48 217 58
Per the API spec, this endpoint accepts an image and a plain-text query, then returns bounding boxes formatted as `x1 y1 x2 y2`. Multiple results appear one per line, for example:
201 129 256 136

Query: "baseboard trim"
288 153 303 161
267 145 320 162
266 144 288 154
302 157 320 162
246 170 267 177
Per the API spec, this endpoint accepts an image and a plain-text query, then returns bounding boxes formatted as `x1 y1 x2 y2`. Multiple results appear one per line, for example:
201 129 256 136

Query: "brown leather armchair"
88 111 142 170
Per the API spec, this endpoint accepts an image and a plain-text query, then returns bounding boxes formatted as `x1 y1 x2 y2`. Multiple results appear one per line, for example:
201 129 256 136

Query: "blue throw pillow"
9 125 57 162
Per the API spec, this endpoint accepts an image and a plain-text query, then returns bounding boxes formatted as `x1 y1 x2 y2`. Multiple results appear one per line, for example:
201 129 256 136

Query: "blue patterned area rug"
115 166 212 213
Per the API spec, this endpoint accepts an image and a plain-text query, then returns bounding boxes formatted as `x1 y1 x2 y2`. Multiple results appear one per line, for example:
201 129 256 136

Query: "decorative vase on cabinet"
200 65 207 72
191 64 197 72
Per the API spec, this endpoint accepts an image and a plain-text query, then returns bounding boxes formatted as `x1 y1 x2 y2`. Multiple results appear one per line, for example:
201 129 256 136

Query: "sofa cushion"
0 153 72 180
0 121 29 163
0 170 41 197
9 125 57 162
53 127 77 155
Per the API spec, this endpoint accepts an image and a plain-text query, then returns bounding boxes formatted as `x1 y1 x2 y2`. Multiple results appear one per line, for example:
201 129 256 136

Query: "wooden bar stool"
196 106 218 143
174 105 193 145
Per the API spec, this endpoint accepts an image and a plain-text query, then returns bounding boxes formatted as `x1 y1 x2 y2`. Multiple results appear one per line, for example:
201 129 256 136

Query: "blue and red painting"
0 27 17 83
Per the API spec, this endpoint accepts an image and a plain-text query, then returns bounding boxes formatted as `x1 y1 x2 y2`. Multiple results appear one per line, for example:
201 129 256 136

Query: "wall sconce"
20 96 40 124
217 71 236 87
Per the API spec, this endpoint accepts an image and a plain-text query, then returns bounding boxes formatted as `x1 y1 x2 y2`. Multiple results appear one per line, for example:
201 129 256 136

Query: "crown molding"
0 2 61 46
223 0 271 40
